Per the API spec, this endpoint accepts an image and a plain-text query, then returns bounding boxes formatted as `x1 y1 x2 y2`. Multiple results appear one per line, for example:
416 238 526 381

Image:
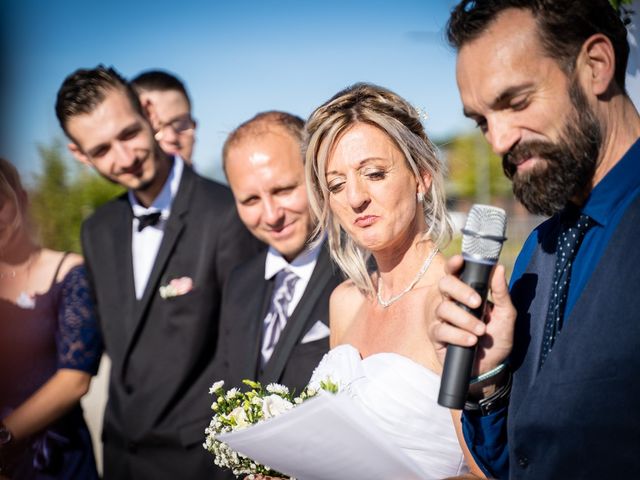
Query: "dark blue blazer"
506 194 640 479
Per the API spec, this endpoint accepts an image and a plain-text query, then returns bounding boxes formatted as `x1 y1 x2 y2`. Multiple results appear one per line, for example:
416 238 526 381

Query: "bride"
304 83 482 478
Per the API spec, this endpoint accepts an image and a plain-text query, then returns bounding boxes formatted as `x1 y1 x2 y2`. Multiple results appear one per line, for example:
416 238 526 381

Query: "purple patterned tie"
261 269 299 365
539 210 593 369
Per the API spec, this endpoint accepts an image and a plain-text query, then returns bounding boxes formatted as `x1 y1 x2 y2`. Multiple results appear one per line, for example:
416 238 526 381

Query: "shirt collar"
128 155 184 217
581 137 640 226
264 239 323 283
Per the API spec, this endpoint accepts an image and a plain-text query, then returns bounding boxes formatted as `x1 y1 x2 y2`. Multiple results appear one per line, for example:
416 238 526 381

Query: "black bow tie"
136 212 162 232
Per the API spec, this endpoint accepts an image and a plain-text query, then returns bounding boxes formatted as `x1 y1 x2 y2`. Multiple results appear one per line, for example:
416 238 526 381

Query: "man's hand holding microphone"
432 205 517 412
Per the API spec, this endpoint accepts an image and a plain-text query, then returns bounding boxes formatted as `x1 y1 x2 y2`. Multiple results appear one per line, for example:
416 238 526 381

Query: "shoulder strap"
51 251 70 288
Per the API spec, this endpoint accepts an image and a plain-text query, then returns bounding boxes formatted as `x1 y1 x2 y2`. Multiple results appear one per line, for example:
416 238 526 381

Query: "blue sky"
2 0 475 182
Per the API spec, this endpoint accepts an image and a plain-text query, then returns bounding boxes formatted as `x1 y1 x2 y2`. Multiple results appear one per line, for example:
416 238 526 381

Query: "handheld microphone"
437 204 507 409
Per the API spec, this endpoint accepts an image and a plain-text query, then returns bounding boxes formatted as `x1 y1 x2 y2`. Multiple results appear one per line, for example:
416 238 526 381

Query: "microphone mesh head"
461 204 507 262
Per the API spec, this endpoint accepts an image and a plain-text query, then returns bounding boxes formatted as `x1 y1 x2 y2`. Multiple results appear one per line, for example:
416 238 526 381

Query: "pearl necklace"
376 247 439 308
0 270 16 280
0 251 39 309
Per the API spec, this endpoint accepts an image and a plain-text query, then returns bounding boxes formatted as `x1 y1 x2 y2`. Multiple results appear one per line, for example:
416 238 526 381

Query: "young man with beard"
431 1 640 479
55 66 261 479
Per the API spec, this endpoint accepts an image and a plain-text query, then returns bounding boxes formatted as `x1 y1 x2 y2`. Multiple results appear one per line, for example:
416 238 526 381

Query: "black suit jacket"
81 165 262 480
214 245 342 395
210 244 341 479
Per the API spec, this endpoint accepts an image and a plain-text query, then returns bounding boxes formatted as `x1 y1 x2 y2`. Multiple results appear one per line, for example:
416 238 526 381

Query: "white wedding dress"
309 344 469 479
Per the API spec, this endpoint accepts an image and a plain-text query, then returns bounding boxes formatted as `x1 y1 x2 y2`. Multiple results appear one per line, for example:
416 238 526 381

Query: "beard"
502 81 602 216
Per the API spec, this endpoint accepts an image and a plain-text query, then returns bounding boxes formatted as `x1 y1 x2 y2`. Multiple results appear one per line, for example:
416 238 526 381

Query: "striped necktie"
261 269 299 366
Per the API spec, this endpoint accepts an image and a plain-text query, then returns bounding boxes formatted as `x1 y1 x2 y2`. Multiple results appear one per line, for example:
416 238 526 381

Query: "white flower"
261 394 293 419
203 379 308 478
266 383 289 395
159 276 193 299
159 284 175 299
229 406 250 428
225 388 240 400
209 380 225 394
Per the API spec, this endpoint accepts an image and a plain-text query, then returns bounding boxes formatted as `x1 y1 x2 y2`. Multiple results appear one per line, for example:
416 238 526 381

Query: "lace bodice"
56 265 103 373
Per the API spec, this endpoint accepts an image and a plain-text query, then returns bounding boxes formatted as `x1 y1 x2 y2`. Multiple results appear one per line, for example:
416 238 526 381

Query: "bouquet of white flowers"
203 378 339 479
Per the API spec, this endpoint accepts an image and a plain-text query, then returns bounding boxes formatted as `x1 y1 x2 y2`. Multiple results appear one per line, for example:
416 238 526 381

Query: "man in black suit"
55 66 261 479
215 111 341 396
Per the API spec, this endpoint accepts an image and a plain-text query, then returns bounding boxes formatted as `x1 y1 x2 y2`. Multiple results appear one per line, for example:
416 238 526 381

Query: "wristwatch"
464 369 512 416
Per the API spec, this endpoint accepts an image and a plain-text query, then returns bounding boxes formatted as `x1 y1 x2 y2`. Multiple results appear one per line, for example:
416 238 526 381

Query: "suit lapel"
239 253 274 382
260 247 334 383
121 166 195 368
109 195 136 336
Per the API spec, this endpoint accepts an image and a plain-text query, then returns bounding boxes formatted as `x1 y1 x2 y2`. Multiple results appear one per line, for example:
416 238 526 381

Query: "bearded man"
431 1 640 479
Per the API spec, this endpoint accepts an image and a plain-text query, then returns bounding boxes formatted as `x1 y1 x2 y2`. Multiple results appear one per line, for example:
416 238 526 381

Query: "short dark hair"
55 65 144 138
447 0 630 90
131 70 192 108
222 111 305 172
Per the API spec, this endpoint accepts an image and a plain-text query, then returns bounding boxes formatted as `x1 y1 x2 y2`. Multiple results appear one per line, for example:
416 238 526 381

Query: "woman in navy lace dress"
0 158 102 479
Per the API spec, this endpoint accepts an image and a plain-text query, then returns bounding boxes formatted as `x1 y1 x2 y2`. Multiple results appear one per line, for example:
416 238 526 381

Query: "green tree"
439 131 512 203
30 140 123 253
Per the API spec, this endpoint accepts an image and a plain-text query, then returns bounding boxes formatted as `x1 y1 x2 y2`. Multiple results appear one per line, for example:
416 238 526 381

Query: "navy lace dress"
0 264 103 479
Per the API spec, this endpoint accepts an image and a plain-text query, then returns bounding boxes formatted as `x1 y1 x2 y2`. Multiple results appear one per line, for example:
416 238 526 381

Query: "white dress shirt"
263 240 323 316
129 156 184 299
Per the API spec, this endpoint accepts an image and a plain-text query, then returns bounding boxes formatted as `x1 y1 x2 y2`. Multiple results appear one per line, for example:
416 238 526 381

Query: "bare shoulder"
329 279 366 347
330 279 366 312
330 279 360 303
41 249 84 281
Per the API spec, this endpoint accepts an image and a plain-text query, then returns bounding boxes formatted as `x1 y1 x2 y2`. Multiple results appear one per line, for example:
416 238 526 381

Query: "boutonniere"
159 276 194 299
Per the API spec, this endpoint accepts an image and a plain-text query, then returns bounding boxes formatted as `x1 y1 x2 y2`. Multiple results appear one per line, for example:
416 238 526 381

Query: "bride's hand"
431 255 515 376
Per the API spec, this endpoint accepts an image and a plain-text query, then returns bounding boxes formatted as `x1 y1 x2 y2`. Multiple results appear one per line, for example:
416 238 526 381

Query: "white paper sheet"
217 393 425 480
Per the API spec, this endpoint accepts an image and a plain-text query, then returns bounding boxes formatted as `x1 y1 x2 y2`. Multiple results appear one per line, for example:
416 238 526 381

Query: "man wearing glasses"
132 70 197 165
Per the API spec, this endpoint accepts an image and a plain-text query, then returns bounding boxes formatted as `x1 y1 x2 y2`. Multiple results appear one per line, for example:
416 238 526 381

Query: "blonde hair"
305 83 452 295
0 158 27 248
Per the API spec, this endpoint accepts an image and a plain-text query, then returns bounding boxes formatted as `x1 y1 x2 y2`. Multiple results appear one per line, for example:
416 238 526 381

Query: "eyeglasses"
154 114 195 141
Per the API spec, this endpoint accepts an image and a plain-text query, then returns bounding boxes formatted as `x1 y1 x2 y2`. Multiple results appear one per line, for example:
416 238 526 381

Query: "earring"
417 192 425 203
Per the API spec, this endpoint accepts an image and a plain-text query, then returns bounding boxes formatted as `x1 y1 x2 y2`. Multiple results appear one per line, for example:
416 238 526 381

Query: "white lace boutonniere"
159 276 194 299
